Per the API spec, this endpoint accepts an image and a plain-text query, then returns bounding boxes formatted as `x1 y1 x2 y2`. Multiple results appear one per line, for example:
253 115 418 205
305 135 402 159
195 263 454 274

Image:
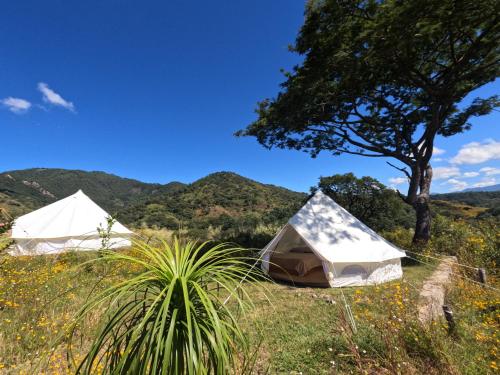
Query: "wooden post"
478 268 487 284
442 305 455 333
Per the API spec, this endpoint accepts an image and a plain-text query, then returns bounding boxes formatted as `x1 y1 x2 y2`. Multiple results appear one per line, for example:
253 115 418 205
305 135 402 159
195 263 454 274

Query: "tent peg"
478 268 487 284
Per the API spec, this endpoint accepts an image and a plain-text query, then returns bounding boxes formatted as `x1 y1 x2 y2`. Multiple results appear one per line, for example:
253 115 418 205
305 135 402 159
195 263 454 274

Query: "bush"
383 215 498 276
427 215 499 274
67 240 263 374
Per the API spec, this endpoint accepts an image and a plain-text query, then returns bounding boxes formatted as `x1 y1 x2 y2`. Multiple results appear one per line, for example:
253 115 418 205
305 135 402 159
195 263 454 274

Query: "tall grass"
67 239 262 374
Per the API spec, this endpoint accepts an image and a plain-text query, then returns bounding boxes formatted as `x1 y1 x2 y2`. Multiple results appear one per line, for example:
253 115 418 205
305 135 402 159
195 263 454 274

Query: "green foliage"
68 240 262 375
312 173 415 231
119 172 305 246
2 168 498 249
477 205 500 219
0 169 305 248
1 227 497 373
384 213 499 275
0 209 13 236
428 215 499 273
432 191 500 209
0 235 12 253
96 216 117 251
238 0 499 157
238 0 500 241
430 199 488 219
0 192 30 218
0 168 185 216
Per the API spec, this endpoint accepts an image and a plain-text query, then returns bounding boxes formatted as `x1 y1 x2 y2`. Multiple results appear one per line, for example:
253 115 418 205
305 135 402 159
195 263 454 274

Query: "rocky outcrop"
21 180 56 198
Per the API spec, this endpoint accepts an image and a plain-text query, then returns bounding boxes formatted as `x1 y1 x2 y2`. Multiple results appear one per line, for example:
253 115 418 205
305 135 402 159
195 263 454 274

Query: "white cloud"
463 171 480 178
1 97 32 113
479 167 500 176
451 140 500 165
433 166 461 180
388 177 407 185
433 147 446 156
472 177 497 188
445 178 468 192
433 157 444 162
37 82 75 112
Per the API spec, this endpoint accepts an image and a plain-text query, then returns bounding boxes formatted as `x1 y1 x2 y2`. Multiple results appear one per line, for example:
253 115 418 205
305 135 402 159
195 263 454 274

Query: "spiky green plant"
68 239 262 374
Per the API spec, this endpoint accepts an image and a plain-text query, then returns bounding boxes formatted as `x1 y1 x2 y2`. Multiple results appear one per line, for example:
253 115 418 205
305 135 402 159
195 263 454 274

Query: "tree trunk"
412 164 433 244
413 196 431 243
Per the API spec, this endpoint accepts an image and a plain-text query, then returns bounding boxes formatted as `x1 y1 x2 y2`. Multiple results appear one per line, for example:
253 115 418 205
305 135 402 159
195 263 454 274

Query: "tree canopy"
238 0 500 242
312 173 414 231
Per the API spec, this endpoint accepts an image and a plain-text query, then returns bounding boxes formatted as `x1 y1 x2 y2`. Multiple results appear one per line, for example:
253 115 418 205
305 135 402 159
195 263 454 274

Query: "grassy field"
0 237 498 374
239 261 435 374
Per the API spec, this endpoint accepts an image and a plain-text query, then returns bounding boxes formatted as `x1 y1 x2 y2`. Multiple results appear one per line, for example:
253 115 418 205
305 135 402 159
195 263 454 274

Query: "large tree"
312 173 415 231
237 0 499 242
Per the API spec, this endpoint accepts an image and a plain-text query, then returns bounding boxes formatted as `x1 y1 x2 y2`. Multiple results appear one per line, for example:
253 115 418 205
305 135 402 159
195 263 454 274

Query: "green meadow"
1 220 498 374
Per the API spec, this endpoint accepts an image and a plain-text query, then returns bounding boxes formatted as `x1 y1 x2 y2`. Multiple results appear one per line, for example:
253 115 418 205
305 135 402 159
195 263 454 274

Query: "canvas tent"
10 190 132 255
261 191 405 287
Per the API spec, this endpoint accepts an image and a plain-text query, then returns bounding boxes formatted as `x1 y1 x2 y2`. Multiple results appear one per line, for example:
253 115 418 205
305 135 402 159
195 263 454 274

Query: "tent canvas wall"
10 190 132 255
261 191 405 287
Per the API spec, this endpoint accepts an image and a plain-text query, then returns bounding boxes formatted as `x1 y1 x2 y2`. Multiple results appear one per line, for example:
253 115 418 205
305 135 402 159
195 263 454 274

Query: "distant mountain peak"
462 184 500 193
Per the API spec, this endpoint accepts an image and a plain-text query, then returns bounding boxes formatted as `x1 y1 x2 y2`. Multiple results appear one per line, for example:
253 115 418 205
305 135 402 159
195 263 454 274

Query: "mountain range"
0 169 306 230
1 168 498 229
462 184 500 193
0 168 184 217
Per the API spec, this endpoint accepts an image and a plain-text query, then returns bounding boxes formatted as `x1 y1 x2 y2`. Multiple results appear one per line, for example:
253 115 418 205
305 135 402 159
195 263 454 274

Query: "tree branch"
334 148 387 157
386 161 411 179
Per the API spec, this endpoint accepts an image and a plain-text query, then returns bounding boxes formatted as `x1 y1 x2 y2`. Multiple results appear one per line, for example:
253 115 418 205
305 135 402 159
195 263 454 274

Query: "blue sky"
1 1 499 193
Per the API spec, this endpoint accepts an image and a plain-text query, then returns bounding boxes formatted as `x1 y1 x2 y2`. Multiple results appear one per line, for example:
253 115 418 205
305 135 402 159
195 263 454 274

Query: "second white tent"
261 191 406 287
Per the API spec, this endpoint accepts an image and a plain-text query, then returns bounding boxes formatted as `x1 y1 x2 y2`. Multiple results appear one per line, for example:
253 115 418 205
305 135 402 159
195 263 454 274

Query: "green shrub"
383 215 498 275
428 215 499 274
67 240 262 374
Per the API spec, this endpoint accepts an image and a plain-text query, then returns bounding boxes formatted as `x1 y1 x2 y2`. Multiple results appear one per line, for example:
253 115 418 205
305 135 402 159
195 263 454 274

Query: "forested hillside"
431 191 500 219
0 168 184 215
117 172 306 244
432 190 500 208
1 169 498 243
0 169 306 246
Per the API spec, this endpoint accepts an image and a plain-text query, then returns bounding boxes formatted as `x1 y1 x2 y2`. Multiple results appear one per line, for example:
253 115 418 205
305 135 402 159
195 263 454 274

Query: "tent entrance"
267 226 329 287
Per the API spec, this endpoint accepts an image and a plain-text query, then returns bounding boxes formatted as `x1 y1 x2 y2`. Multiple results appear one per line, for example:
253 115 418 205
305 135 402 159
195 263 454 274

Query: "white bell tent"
261 191 406 287
10 190 132 255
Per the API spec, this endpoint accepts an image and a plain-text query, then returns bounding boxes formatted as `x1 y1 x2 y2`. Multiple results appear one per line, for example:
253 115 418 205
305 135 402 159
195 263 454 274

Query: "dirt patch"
417 256 457 323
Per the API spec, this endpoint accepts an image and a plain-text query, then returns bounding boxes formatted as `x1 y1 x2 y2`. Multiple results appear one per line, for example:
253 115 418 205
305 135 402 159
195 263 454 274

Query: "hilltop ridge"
0 169 306 231
0 168 184 216
2 168 498 231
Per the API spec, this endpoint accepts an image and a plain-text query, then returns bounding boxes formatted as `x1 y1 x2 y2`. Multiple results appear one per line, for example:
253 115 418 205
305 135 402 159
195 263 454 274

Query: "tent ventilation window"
340 265 368 278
